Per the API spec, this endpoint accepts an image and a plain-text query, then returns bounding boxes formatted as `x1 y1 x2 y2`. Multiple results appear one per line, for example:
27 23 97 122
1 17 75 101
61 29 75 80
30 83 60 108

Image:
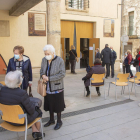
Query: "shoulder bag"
71 50 79 62
37 79 47 97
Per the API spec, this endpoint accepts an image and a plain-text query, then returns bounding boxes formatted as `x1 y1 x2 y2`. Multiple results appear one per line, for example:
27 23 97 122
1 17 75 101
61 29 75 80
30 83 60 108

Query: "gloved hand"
82 77 87 81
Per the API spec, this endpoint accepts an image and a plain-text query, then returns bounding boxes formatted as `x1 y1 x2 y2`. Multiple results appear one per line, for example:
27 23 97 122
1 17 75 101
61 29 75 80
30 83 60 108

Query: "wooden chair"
0 103 44 140
84 74 105 101
108 73 130 100
129 72 140 96
0 81 5 86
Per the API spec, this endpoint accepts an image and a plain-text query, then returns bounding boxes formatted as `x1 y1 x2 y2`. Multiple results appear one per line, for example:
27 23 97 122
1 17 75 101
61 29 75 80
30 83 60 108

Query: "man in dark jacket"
0 71 44 139
110 47 117 78
101 44 113 78
82 59 105 97
95 48 101 59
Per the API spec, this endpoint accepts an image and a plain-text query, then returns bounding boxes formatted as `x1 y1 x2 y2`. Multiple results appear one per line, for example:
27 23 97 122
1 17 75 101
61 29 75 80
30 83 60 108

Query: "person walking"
123 52 127 74
125 50 133 78
101 44 113 78
134 48 140 72
95 48 101 59
40 44 65 130
110 47 117 78
82 59 105 97
69 45 77 74
7 45 32 91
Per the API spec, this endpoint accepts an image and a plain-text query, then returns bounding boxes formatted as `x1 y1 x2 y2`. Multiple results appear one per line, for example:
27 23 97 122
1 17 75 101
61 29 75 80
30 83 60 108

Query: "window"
68 0 84 10
129 12 134 36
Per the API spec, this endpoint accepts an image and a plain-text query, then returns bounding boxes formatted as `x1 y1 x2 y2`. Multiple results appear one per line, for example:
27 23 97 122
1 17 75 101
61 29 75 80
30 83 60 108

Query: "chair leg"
40 119 44 140
115 85 117 100
108 83 111 96
121 86 123 95
131 83 133 92
134 83 136 97
25 124 27 140
84 87 85 97
104 84 106 100
128 85 130 99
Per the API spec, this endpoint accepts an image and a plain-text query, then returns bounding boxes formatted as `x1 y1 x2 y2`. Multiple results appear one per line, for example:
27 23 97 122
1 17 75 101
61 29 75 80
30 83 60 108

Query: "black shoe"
105 76 108 79
111 76 114 78
33 132 45 139
97 91 101 96
73 72 77 74
44 120 55 127
54 121 63 130
86 91 90 97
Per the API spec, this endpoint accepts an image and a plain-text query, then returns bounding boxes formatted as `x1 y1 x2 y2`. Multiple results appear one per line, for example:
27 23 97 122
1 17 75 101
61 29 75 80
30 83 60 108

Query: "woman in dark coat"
7 45 32 90
95 48 101 59
69 45 77 74
82 59 105 97
40 45 65 130
0 71 43 139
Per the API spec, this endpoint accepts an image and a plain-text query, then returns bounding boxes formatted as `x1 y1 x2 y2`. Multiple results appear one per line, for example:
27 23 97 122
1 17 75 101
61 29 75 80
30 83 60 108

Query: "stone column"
46 0 61 56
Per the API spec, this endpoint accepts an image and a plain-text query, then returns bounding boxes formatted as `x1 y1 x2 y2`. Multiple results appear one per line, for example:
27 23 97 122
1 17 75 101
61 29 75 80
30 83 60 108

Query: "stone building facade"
121 0 140 57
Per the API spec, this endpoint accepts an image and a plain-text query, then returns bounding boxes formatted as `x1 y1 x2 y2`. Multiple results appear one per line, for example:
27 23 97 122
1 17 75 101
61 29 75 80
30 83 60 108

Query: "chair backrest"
135 72 140 80
91 74 105 83
0 81 5 86
117 73 129 82
0 103 25 124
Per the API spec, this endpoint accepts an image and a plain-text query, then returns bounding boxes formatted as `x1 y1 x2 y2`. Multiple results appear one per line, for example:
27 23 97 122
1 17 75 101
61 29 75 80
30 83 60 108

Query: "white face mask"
45 55 52 60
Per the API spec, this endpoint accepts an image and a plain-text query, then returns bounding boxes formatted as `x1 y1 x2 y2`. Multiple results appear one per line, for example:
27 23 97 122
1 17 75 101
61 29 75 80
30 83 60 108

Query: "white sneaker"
136 84 140 86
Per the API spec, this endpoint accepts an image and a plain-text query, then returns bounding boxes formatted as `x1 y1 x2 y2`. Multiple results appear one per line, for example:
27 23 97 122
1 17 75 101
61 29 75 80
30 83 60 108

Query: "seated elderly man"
0 71 44 140
82 59 105 97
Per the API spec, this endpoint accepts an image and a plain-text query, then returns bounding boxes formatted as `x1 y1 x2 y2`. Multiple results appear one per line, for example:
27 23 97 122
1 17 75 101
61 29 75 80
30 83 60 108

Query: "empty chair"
129 72 140 96
108 73 130 100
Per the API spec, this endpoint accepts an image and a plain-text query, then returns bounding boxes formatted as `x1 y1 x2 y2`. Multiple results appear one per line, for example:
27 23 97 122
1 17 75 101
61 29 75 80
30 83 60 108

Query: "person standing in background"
95 48 101 59
125 50 133 78
69 45 77 74
110 47 117 78
101 44 113 78
134 48 140 72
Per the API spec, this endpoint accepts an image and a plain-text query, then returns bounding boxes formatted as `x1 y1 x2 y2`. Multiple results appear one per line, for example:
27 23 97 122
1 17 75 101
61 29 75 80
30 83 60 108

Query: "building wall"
0 1 47 69
61 0 122 70
0 0 122 71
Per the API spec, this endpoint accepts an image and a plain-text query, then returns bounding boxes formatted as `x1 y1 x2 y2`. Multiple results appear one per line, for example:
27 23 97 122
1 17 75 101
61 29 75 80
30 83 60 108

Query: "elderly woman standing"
40 45 65 130
7 46 32 90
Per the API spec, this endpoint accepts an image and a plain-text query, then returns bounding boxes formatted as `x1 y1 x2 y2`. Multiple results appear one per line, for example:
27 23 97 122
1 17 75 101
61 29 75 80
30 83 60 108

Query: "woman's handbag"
71 50 79 62
37 79 47 97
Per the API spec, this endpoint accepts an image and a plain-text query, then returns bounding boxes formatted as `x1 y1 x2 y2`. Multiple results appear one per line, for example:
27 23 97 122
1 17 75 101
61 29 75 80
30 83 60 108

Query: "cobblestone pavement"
0 67 140 140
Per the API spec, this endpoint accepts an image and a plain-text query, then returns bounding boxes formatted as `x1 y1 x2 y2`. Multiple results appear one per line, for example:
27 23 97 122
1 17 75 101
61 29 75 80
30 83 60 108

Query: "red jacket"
138 51 140 66
127 53 132 65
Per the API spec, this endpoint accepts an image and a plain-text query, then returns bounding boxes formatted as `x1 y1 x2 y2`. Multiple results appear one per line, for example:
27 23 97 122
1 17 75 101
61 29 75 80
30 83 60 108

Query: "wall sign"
28 12 46 36
103 19 114 37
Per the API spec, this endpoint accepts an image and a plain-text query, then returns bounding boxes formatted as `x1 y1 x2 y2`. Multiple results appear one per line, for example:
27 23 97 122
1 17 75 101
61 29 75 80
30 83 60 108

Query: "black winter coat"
69 50 77 60
95 52 101 59
111 50 117 64
7 55 32 89
0 87 41 125
101 47 113 64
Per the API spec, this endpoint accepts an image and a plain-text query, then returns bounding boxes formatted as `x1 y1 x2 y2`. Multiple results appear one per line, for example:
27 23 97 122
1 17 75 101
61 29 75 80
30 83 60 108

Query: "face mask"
45 55 52 60
14 55 20 60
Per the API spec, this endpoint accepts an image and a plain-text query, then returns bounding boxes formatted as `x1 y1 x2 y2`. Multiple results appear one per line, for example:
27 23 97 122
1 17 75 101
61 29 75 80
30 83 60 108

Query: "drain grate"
0 99 133 132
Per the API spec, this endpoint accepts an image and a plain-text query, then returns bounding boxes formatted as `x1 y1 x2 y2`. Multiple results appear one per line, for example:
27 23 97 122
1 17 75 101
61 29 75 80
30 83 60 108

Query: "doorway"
80 38 89 68
61 38 70 70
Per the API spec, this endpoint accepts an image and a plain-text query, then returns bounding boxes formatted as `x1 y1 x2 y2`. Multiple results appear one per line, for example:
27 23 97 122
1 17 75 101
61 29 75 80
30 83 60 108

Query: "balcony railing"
65 0 89 12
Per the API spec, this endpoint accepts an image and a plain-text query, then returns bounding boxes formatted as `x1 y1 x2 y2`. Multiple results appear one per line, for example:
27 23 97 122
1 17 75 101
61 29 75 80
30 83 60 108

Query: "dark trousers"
70 60 76 73
123 65 126 74
86 86 99 92
102 63 110 77
110 63 114 77
126 65 133 77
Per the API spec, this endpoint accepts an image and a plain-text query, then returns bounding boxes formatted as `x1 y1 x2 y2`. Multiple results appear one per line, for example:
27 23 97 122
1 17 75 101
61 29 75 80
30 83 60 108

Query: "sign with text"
103 19 114 37
28 12 46 36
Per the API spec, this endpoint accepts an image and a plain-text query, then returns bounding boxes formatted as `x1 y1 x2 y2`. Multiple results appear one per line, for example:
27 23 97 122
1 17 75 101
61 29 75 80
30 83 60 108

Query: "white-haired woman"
0 71 44 140
40 44 65 130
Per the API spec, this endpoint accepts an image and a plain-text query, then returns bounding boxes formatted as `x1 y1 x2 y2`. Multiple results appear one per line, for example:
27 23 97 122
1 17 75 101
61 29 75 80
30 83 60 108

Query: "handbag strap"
71 50 76 58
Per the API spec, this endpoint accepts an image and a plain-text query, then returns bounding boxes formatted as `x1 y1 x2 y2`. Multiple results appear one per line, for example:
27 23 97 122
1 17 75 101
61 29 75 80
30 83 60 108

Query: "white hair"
5 71 23 89
43 44 55 54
